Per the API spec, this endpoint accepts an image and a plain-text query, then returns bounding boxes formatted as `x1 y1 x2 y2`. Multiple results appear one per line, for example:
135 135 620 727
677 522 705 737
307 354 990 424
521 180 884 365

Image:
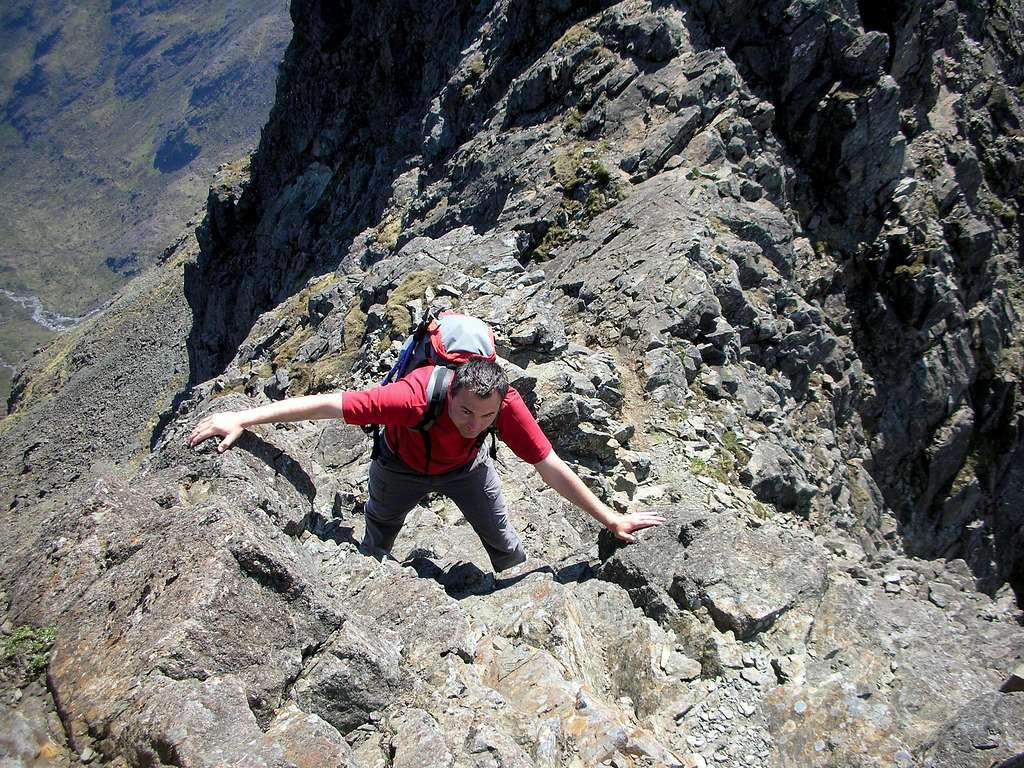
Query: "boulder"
598 504 829 641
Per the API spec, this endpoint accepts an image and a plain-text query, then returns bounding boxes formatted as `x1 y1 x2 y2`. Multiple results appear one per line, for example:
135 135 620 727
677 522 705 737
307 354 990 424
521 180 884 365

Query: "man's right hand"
188 412 247 453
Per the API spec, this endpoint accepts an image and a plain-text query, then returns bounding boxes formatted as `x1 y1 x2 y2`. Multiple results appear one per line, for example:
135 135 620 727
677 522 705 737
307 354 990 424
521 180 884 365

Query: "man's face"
448 387 502 439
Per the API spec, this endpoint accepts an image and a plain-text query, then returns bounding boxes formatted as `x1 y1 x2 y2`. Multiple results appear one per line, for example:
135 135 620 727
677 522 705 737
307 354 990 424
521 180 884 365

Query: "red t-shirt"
341 366 552 474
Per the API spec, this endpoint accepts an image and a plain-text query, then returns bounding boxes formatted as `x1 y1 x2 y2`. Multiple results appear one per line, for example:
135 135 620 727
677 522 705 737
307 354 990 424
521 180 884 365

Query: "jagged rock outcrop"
2 0 1022 766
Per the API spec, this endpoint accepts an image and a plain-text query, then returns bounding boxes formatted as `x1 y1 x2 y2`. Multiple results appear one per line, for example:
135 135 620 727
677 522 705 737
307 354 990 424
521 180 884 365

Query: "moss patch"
688 454 730 484
381 270 440 337
988 195 1018 226
371 205 411 253
552 23 599 51
849 477 874 514
688 433 748 487
526 146 625 263
343 304 368 353
722 430 749 468
894 256 925 278
2 625 56 679
562 107 582 134
289 298 370 396
466 54 486 78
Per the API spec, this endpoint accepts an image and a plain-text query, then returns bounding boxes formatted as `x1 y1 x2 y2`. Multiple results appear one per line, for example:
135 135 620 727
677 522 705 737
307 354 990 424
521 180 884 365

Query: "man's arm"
533 451 665 542
187 393 345 453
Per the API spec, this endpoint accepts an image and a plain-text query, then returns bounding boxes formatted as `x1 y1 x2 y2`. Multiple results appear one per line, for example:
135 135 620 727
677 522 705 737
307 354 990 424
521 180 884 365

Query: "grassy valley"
0 0 291 411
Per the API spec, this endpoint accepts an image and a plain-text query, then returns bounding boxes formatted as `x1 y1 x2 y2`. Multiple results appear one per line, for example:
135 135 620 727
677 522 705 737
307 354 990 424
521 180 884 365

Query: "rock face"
1 0 1022 767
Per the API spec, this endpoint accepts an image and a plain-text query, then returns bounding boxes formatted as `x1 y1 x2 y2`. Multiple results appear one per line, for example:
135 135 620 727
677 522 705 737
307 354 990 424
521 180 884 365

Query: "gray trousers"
361 443 527 572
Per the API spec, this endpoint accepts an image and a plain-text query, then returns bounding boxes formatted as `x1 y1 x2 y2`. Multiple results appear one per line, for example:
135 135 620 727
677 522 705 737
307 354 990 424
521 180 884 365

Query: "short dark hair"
451 358 509 399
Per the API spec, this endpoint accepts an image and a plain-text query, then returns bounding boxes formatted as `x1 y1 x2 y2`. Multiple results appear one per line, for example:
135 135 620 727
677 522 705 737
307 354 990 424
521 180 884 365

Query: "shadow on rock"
306 512 360 548
403 557 563 599
234 431 316 503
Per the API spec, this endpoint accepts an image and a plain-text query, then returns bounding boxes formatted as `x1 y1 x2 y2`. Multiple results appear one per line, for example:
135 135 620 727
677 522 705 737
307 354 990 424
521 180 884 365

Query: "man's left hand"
609 510 666 543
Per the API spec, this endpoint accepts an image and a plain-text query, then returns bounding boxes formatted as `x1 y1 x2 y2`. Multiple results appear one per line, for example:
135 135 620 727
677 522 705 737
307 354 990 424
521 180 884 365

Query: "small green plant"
989 196 1018 225
949 433 1000 495
461 55 486 97
533 225 573 261
562 108 582 134
721 430 749 467
689 447 741 486
373 214 404 252
751 501 772 519
589 160 611 187
722 430 740 452
552 23 599 51
525 147 624 263
710 453 732 484
466 55 486 78
2 625 57 676
552 148 586 191
811 239 832 260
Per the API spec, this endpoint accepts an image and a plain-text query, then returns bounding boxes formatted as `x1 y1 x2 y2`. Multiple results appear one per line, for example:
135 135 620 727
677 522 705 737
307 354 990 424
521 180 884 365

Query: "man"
188 358 665 571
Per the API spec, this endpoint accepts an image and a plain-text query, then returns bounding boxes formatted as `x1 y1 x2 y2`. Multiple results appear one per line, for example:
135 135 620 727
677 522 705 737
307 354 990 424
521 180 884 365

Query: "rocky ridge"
1 0 1022 766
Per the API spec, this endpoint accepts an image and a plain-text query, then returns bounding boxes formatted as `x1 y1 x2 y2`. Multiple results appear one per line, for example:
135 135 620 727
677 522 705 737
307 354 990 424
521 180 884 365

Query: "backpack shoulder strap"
414 365 454 473
416 366 454 431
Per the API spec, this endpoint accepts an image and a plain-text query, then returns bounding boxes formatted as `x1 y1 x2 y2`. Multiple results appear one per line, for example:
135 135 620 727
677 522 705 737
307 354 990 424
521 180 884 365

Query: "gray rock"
123 675 293 767
0 684 73 767
265 705 358 768
1001 665 1024 694
741 442 816 517
599 9 686 63
389 709 454 768
839 32 890 83
915 693 1024 768
599 505 829 641
644 347 691 407
623 107 703 178
349 563 477 670
294 613 403 734
927 581 958 609
465 723 535 768
764 571 1018 768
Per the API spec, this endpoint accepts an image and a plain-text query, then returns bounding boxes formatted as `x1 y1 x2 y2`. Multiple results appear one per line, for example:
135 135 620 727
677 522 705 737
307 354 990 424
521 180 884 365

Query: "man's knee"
361 497 410 553
365 460 424 533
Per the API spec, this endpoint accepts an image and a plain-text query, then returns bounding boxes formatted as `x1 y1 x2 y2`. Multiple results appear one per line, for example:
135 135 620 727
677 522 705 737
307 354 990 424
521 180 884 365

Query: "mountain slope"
1 1 1022 766
0 0 291 409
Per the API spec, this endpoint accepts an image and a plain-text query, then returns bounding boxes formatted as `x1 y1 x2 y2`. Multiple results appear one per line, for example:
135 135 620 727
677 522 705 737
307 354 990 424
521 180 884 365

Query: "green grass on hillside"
0 0 291 392
0 294 57 417
0 294 58 359
0 1 289 302
0 368 11 417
